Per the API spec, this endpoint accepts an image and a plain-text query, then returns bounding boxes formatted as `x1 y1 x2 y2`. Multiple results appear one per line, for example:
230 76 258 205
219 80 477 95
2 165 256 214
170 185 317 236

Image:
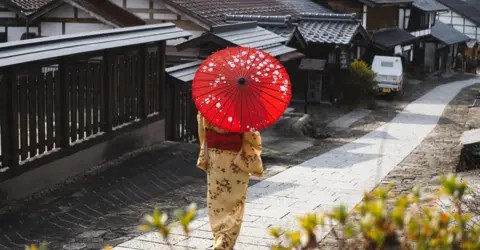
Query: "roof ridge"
300 12 357 22
224 14 293 26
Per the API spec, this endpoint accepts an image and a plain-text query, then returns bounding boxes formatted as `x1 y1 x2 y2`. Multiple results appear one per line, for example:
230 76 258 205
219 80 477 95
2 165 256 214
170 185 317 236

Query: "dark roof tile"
225 13 364 44
5 0 57 15
163 0 305 25
413 0 448 12
431 21 471 44
278 0 332 13
372 27 416 48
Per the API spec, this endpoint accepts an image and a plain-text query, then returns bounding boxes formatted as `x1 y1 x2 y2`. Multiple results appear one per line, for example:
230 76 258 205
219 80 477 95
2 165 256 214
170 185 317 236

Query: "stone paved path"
114 77 480 249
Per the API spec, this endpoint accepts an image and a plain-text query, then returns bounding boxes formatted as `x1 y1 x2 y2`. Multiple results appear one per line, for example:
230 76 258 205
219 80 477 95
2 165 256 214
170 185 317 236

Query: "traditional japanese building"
436 0 480 57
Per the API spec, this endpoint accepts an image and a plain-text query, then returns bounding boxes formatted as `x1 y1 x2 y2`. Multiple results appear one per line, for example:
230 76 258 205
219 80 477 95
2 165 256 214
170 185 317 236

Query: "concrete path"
114 78 479 250
326 108 371 131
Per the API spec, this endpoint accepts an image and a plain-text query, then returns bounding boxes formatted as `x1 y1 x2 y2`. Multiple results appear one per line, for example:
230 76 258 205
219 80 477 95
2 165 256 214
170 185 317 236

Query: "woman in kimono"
197 112 263 250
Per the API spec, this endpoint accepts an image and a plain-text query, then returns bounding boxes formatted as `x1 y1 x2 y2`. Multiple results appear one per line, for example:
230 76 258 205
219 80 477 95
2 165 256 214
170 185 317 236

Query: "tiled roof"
224 14 296 37
413 0 448 12
172 22 301 82
4 0 58 15
372 27 417 49
431 21 471 44
225 13 366 45
211 23 297 56
162 0 298 26
297 13 360 44
65 0 146 27
437 0 480 26
360 0 413 5
278 0 333 13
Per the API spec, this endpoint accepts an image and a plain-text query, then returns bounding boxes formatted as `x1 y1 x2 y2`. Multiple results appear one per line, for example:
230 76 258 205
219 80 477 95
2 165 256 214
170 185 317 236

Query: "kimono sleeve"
237 131 263 176
196 112 207 171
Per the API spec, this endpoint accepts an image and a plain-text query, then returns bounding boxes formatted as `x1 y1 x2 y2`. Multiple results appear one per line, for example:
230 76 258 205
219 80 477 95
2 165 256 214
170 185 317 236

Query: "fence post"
58 59 71 147
158 41 166 117
103 50 113 132
0 68 18 168
139 45 148 119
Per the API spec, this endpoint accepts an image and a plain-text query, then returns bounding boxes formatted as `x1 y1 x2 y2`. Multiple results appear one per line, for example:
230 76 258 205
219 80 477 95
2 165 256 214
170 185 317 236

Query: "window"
420 13 430 27
381 61 394 67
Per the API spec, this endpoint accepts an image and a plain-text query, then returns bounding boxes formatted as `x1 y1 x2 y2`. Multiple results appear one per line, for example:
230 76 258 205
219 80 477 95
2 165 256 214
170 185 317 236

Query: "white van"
372 56 403 96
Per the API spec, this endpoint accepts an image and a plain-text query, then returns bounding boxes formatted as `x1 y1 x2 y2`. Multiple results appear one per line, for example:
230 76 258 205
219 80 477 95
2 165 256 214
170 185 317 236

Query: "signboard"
298 58 326 71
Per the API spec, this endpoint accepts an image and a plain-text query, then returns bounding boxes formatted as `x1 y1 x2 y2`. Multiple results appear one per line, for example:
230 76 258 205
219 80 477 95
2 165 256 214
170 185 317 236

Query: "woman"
197 112 263 250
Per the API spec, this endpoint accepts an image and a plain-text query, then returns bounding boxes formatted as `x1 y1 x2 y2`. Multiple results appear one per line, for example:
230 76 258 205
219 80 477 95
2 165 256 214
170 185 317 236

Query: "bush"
26 174 480 250
340 60 377 106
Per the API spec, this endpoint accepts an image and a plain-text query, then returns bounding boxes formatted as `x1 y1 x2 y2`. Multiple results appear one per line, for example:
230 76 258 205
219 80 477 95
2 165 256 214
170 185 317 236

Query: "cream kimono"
197 112 263 250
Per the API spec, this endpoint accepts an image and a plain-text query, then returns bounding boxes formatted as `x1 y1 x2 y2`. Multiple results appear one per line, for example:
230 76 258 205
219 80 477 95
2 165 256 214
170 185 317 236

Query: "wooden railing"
165 82 198 143
0 44 166 180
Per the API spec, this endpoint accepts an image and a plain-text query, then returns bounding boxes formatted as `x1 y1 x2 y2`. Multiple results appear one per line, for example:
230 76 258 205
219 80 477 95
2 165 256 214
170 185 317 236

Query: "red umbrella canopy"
192 46 292 132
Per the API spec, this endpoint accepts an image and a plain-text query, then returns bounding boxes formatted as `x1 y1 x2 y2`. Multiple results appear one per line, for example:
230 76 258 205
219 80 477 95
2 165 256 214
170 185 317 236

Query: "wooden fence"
0 43 168 181
165 82 198 143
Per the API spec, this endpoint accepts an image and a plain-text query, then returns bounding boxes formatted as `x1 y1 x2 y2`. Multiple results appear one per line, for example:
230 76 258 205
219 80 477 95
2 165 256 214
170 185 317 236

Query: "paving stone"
63 243 87 250
136 232 187 245
236 235 277 246
233 242 272 250
244 208 289 219
117 239 176 250
176 237 212 248
239 226 273 239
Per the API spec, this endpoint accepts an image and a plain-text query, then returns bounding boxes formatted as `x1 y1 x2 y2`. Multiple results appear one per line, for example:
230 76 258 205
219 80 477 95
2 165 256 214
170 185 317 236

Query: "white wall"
7 27 39 41
438 9 480 41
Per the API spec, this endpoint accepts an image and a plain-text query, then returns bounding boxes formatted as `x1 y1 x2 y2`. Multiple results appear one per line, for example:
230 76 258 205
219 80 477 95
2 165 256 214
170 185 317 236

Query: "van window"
381 61 394 67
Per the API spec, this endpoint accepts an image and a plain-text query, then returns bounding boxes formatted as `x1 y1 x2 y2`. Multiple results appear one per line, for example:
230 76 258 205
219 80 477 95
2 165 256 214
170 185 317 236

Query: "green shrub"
340 60 377 106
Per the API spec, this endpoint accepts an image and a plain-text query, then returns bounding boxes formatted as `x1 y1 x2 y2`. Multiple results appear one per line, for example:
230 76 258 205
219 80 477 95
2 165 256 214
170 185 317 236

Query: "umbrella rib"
244 49 262 78
248 86 286 121
215 49 240 80
244 86 268 130
201 84 238 124
229 85 240 132
248 84 291 105
218 86 239 130
247 87 278 127
249 82 293 95
240 47 250 77
226 47 242 79
244 50 272 77
193 84 237 105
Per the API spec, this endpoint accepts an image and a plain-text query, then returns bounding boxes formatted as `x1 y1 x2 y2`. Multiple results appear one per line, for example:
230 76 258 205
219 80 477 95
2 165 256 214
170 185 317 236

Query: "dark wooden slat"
118 54 128 124
158 41 166 117
70 68 77 142
174 85 180 140
102 50 113 132
56 62 70 148
19 77 28 160
92 65 99 134
125 54 132 121
77 64 85 140
45 72 54 151
139 45 148 118
0 78 7 168
85 64 93 137
37 74 46 154
28 76 38 158
149 53 155 114
9 71 19 167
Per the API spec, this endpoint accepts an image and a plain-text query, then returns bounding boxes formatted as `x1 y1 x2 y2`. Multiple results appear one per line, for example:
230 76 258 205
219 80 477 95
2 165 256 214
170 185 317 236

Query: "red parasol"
192 46 291 132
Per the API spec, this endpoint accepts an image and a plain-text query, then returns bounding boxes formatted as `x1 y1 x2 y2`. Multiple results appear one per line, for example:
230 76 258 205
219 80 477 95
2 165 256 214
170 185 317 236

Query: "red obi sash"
206 130 243 152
